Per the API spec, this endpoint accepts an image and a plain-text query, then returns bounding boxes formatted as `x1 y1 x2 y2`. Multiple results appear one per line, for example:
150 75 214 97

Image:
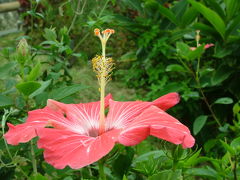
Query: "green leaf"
16 81 41 96
225 0 240 20
181 7 198 27
0 94 13 107
184 149 201 167
193 115 208 135
188 45 205 60
166 64 186 72
230 137 240 150
29 80 52 98
185 167 219 178
176 42 190 59
30 173 48 180
27 62 41 81
0 62 17 79
214 97 233 105
188 0 226 39
149 169 182 180
211 65 233 86
122 175 128 180
49 84 88 100
220 140 235 155
43 28 57 41
158 4 178 25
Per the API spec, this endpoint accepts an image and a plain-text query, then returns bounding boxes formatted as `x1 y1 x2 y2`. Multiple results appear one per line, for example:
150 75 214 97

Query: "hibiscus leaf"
16 81 41 97
193 115 208 135
214 97 233 105
149 169 182 180
49 84 88 100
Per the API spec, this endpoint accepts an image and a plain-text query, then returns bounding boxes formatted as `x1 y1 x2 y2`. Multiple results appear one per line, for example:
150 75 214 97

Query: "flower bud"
17 38 29 57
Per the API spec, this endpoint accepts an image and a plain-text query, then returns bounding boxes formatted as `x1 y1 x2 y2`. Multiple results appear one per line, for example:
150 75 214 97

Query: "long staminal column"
92 28 115 135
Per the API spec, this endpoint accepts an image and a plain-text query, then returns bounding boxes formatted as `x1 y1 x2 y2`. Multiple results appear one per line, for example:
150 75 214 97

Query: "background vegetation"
0 0 240 179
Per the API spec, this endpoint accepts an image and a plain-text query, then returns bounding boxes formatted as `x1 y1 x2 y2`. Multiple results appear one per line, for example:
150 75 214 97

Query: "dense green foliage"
0 0 240 179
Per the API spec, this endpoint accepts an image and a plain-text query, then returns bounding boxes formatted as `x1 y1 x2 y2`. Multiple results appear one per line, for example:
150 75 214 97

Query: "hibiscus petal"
106 93 180 130
37 128 120 169
152 92 180 111
4 107 67 145
47 94 112 136
118 106 195 148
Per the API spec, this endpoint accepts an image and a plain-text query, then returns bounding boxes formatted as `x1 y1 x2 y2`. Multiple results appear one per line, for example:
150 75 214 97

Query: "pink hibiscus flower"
190 43 214 51
4 93 195 169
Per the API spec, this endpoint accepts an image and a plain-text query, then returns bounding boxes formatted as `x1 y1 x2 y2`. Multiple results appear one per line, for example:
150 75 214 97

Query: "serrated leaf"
188 0 226 39
214 97 233 105
16 81 41 96
49 84 88 100
211 65 232 85
193 115 208 135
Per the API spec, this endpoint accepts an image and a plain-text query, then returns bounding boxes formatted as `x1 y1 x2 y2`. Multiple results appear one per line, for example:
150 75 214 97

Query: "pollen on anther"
94 28 100 36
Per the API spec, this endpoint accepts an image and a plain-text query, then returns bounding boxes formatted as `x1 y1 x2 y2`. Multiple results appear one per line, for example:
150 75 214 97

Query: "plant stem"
30 140 38 175
99 41 106 135
178 57 222 127
1 109 28 178
98 159 106 180
68 0 82 34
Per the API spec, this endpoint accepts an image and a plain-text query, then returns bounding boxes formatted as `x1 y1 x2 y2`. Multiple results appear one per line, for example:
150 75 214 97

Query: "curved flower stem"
98 159 106 180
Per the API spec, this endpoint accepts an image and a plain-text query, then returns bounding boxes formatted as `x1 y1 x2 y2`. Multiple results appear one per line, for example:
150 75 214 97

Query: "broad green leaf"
230 137 240 150
193 23 216 35
188 44 205 60
176 42 190 59
220 140 235 155
233 102 240 115
43 28 57 41
188 0 226 39
193 115 208 135
225 0 240 20
158 4 178 25
166 64 186 72
0 94 13 107
133 150 165 165
181 7 198 27
16 81 41 96
27 61 41 81
226 14 240 38
172 0 188 21
185 167 219 178
49 84 88 100
205 0 225 19
29 80 52 98
149 169 182 180
214 97 233 105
